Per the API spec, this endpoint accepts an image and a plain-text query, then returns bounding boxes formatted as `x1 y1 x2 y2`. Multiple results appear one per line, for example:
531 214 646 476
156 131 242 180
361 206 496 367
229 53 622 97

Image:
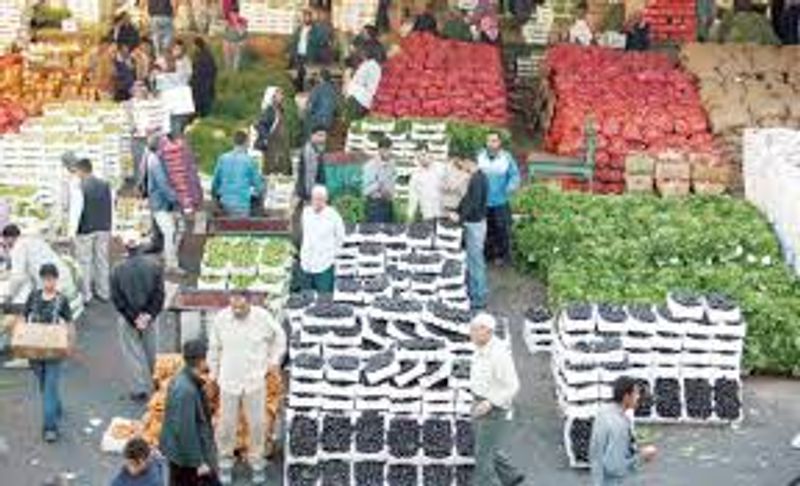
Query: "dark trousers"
486 203 512 262
475 406 523 486
169 463 220 486
293 54 307 91
365 198 394 223
302 266 335 293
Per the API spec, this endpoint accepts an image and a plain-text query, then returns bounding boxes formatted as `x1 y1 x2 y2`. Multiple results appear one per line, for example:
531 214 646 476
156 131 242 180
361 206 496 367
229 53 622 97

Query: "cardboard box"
626 174 654 193
10 320 75 360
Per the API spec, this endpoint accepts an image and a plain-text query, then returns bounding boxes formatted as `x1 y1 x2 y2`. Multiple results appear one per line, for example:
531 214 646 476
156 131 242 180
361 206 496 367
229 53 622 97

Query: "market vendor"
212 130 265 217
2 225 77 305
300 185 345 293
470 313 524 485
255 87 291 175
207 291 286 485
477 132 520 267
362 136 397 223
24 263 73 443
569 4 594 45
407 149 446 221
351 24 387 65
346 50 382 120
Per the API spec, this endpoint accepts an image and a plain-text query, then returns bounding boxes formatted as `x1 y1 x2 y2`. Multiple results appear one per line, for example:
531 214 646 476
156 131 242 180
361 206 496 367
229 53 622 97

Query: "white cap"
471 312 496 331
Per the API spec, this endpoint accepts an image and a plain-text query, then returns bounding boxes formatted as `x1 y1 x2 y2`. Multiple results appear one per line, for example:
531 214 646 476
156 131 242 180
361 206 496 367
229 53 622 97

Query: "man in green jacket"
160 339 219 485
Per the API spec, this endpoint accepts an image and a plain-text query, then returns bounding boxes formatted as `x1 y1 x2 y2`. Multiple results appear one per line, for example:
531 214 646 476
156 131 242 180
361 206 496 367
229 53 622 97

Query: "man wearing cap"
362 136 396 223
207 291 286 484
1 224 77 305
160 339 219 485
71 158 113 304
110 251 166 402
470 313 525 486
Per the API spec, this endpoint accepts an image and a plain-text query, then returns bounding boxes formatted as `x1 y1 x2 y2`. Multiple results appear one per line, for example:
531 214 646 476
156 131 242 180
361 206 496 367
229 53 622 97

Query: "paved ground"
1 265 799 485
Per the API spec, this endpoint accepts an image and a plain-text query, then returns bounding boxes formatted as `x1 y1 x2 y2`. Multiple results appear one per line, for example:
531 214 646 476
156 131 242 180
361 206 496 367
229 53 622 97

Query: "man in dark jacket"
111 252 165 401
305 69 338 135
113 44 137 102
73 158 113 304
160 339 219 486
109 11 140 50
190 37 217 117
455 157 489 310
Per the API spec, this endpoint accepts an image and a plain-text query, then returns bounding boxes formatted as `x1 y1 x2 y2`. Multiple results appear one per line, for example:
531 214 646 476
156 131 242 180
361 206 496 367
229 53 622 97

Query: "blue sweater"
212 147 265 217
476 149 520 208
110 458 165 486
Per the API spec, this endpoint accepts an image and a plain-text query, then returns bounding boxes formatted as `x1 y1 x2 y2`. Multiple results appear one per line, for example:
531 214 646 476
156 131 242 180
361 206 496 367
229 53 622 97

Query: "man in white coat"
208 290 286 485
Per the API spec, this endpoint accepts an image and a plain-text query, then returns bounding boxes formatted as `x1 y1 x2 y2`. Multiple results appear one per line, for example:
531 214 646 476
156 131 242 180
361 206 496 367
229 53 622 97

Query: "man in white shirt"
470 313 525 486
346 51 382 119
208 291 286 485
407 150 446 221
2 224 76 304
569 5 594 45
300 185 345 292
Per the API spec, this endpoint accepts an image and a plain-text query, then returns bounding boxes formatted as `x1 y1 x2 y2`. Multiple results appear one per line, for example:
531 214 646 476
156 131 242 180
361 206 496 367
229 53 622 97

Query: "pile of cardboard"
680 43 800 192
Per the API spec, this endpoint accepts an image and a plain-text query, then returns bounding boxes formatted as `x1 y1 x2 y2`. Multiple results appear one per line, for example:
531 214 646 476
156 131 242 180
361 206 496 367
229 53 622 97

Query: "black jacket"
111 22 140 50
413 13 438 34
110 255 165 326
78 175 113 233
458 170 488 223
159 367 217 470
190 48 217 117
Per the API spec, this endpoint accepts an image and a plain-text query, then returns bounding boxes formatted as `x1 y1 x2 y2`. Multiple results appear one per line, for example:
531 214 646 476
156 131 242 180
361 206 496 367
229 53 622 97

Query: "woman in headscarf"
255 87 291 175
190 37 217 117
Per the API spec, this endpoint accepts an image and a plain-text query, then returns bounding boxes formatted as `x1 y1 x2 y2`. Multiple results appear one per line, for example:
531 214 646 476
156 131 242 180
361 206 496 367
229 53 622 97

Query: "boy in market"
477 132 520 267
111 437 166 486
362 136 396 223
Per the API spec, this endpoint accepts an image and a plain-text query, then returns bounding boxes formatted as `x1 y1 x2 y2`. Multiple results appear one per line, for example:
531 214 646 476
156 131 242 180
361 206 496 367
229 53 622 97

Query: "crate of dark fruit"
561 302 596 333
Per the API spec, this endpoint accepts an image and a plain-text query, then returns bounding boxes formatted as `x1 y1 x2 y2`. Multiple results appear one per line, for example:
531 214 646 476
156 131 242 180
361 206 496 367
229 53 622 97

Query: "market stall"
282 221 509 485
540 45 719 194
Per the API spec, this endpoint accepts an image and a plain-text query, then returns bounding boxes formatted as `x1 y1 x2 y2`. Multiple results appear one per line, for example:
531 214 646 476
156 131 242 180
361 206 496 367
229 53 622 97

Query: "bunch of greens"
512 185 800 375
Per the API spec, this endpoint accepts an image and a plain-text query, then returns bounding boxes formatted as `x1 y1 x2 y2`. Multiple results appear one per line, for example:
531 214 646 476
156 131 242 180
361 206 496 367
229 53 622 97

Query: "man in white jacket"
208 291 286 485
470 313 525 486
407 150 446 221
346 50 382 119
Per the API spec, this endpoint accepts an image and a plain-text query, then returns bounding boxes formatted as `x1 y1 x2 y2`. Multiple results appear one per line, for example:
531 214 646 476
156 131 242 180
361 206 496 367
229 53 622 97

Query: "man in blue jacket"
305 69 338 136
477 132 520 266
212 130 265 217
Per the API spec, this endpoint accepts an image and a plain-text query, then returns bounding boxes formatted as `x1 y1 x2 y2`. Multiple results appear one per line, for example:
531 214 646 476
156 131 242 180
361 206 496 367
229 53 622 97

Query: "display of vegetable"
543 45 715 194
0 98 27 134
513 185 800 374
372 33 508 126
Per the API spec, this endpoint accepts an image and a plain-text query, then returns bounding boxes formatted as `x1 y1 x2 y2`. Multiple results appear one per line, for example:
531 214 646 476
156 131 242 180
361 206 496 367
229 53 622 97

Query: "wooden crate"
626 174 654 193
657 179 691 197
692 180 726 195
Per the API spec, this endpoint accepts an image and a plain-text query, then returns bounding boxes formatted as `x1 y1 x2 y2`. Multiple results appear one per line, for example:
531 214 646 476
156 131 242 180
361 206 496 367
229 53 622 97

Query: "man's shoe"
508 474 526 486
792 433 800 449
218 464 233 485
43 430 58 443
129 392 149 403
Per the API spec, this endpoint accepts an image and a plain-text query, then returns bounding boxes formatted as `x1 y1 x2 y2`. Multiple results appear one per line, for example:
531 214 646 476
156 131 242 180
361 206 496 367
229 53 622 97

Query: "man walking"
71 158 113 304
362 136 396 223
477 132 520 266
110 251 165 402
293 127 327 247
142 134 182 272
455 158 489 309
208 291 286 484
212 130 265 217
590 376 658 486
160 339 219 485
300 185 345 293
470 313 525 486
